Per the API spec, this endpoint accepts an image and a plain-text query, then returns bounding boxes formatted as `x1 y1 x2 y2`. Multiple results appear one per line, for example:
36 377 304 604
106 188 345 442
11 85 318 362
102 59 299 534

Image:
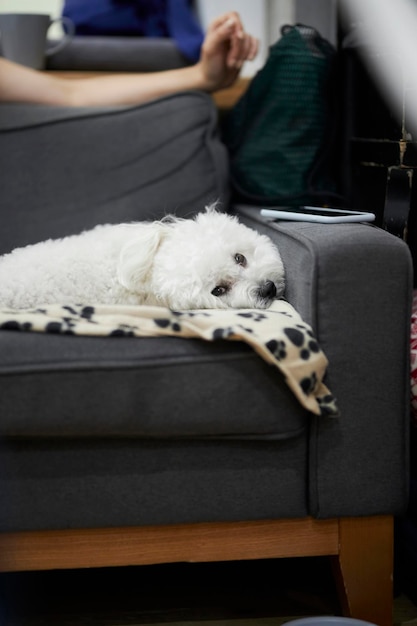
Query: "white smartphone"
260 206 376 224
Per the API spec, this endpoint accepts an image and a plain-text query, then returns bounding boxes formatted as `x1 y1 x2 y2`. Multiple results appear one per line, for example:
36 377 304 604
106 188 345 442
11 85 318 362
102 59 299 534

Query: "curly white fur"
0 207 285 310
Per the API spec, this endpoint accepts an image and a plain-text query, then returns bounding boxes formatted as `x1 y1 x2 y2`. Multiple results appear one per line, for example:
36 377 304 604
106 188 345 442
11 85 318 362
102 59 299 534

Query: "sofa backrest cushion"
0 91 229 254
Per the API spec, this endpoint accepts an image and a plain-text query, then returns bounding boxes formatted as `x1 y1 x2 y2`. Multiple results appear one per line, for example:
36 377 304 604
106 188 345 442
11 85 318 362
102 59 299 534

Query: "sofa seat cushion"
0 326 311 439
0 299 337 417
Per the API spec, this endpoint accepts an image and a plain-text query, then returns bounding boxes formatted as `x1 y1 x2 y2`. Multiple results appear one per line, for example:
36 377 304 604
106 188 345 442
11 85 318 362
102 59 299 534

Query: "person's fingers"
216 11 243 32
202 15 236 60
247 35 259 61
228 34 259 68
227 30 245 68
240 35 256 64
201 11 258 78
207 11 241 38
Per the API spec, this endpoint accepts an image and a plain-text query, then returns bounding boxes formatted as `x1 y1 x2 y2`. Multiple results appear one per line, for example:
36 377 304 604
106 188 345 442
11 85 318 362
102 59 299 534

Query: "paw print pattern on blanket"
265 321 335 413
0 300 339 417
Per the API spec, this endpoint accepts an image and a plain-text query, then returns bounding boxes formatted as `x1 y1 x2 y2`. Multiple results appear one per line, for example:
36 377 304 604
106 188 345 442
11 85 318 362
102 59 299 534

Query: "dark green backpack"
222 24 342 207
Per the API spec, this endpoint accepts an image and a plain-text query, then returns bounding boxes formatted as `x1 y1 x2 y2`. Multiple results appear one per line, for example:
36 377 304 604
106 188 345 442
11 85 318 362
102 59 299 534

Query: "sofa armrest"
235 205 413 518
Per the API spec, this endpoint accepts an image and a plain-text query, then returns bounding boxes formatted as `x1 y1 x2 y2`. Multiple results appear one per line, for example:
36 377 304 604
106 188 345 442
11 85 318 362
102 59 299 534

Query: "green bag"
222 24 342 206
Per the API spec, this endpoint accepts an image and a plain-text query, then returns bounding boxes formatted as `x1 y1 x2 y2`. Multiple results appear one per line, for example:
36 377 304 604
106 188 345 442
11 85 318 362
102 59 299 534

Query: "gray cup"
0 13 75 70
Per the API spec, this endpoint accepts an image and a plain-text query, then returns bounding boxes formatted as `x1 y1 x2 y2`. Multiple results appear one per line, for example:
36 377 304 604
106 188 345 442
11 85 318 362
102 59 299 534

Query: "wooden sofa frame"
0 515 393 626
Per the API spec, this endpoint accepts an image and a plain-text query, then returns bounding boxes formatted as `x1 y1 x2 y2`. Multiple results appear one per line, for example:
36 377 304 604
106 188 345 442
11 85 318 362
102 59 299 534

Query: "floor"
1 557 416 626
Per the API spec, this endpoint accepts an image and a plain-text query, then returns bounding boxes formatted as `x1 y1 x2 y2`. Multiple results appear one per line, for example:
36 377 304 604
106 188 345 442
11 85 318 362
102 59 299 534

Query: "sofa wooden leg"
332 515 393 626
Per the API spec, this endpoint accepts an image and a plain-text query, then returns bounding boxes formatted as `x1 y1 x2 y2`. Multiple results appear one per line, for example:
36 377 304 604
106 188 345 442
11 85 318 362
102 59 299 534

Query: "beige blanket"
0 299 338 417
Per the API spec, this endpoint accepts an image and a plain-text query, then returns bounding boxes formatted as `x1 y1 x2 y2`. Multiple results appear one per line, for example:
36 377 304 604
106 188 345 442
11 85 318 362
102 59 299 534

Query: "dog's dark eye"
211 286 228 297
235 253 247 267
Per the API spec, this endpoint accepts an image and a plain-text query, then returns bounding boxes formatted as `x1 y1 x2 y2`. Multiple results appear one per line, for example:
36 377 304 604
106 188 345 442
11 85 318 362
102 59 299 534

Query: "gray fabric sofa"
46 36 190 72
0 91 412 626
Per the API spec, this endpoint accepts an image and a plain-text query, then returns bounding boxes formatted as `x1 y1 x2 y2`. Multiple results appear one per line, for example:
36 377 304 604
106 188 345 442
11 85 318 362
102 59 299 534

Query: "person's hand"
197 12 259 92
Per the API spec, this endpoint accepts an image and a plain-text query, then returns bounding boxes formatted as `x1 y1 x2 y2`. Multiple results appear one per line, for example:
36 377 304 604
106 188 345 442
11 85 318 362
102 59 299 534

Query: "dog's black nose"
259 280 277 299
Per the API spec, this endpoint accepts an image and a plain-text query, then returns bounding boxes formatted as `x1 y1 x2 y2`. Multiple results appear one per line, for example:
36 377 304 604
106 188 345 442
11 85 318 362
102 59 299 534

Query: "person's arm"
0 12 258 107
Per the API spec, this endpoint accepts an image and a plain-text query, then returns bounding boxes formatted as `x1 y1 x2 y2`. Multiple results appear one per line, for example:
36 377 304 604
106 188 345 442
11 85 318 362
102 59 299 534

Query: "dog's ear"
117 224 165 290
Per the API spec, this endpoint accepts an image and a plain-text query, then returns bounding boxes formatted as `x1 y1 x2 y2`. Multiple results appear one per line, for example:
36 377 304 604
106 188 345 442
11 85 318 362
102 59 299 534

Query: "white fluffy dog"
0 208 285 310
